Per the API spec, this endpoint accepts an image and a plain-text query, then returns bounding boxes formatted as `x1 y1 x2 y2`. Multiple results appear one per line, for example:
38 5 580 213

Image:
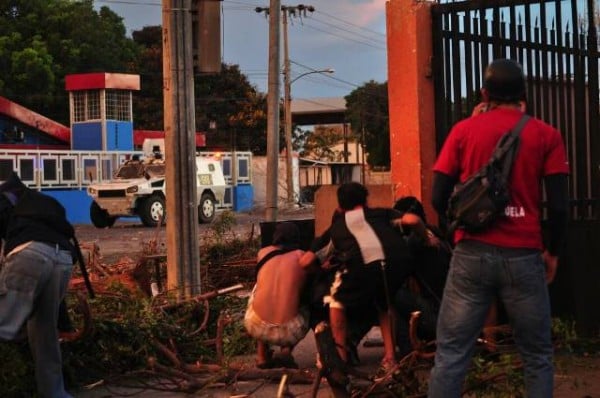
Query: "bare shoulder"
256 246 305 260
257 245 278 260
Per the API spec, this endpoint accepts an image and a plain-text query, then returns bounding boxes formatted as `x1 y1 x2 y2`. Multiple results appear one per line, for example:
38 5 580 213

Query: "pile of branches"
0 213 271 396
2 212 585 397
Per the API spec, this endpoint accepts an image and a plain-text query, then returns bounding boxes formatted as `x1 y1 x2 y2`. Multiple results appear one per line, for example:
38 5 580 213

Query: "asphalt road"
73 206 315 263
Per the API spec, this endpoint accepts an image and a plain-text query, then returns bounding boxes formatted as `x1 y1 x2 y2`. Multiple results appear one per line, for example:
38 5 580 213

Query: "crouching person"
0 172 76 398
392 196 451 356
244 222 309 369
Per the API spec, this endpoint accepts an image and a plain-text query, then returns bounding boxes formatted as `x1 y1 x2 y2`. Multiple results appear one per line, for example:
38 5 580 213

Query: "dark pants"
394 286 439 356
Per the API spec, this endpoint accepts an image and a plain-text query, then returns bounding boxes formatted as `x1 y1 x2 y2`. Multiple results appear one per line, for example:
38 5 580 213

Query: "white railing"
0 149 252 209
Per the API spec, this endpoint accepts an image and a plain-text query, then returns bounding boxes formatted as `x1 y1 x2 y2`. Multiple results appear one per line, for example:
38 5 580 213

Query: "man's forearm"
431 171 457 219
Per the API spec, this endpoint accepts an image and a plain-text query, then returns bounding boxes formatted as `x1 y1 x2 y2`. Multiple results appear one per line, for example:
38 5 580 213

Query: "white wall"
252 154 299 207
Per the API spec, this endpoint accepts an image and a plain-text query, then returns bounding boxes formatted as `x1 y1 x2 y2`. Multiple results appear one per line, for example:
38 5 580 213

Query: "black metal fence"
431 0 599 334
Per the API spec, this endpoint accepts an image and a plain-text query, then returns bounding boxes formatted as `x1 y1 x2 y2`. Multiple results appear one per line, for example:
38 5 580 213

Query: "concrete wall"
251 155 299 207
314 184 394 237
386 0 437 221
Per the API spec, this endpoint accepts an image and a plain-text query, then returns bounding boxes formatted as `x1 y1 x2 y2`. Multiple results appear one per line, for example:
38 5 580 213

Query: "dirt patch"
554 353 600 397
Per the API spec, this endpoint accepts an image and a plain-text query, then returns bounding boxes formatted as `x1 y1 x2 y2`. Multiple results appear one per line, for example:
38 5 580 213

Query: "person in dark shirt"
392 196 451 356
0 172 75 398
303 183 413 373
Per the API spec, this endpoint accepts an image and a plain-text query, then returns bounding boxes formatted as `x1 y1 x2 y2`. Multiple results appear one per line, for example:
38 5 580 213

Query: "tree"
195 64 268 154
131 26 164 131
301 125 346 161
130 27 269 154
0 0 139 124
344 80 390 169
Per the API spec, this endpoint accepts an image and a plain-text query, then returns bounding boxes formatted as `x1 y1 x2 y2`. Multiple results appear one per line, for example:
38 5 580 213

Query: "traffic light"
192 0 222 74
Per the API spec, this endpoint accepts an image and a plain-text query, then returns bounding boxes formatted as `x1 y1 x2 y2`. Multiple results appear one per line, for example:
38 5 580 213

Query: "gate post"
386 0 437 219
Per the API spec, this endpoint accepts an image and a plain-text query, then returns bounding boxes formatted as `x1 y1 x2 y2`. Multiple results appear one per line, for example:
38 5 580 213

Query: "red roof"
133 130 206 148
0 96 70 143
65 73 141 91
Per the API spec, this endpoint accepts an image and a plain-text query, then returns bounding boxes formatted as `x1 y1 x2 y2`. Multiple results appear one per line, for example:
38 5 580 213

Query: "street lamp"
290 68 335 84
283 67 334 205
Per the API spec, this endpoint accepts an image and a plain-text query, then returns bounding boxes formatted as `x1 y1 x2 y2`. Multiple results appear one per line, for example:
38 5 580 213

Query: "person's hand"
427 233 441 248
542 250 559 284
400 213 421 226
299 251 317 269
471 102 489 116
321 258 335 270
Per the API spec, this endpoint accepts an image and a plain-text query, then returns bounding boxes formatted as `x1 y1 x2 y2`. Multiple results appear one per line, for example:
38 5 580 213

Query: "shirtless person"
244 222 309 368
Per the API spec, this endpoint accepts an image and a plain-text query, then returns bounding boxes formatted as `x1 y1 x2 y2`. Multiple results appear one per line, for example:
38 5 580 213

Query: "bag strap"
254 248 287 277
490 114 530 165
71 235 95 299
499 114 530 181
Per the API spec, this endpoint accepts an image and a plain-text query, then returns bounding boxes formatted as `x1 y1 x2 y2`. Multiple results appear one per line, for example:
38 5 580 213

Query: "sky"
94 0 388 100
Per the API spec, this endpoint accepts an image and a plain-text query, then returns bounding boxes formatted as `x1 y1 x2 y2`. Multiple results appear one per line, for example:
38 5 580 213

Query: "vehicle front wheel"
90 201 116 228
139 195 165 227
198 194 216 223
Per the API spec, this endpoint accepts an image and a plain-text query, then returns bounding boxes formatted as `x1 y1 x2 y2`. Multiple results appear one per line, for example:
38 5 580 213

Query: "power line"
316 9 386 38
310 15 386 46
290 60 360 89
95 0 160 6
294 74 352 91
298 22 386 51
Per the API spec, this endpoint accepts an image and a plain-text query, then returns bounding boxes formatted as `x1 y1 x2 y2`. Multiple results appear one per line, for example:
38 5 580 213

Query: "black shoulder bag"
446 114 530 234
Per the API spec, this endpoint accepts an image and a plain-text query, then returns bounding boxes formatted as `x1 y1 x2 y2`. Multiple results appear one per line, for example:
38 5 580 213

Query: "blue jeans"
428 241 553 398
0 241 73 398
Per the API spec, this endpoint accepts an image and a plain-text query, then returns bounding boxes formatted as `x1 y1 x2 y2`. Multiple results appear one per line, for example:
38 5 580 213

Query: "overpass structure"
291 97 346 126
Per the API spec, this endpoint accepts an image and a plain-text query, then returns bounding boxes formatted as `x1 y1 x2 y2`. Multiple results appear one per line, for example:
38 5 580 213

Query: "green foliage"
131 26 164 131
129 27 269 153
344 80 390 168
552 317 579 352
0 0 139 124
200 212 260 290
0 230 259 396
0 342 35 397
0 289 252 396
196 64 269 154
463 353 525 397
301 125 347 161
1 2 268 153
208 210 237 243
552 318 600 354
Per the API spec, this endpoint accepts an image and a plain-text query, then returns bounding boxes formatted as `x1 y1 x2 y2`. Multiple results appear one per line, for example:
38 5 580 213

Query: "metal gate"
431 0 599 334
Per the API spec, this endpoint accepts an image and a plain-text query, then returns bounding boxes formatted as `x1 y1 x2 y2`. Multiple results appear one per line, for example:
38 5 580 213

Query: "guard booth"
65 73 140 152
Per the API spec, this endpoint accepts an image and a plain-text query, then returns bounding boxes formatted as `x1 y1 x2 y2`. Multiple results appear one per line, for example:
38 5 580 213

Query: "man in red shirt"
428 59 569 397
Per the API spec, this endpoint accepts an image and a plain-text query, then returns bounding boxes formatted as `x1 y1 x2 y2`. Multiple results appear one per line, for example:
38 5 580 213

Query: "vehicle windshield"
115 162 144 179
114 162 166 179
145 164 166 178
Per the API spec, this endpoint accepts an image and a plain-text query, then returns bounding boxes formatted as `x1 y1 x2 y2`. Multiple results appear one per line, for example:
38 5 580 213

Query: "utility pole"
343 123 349 163
255 1 282 222
162 0 201 297
257 4 315 210
282 7 293 205
361 126 366 184
281 4 314 206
